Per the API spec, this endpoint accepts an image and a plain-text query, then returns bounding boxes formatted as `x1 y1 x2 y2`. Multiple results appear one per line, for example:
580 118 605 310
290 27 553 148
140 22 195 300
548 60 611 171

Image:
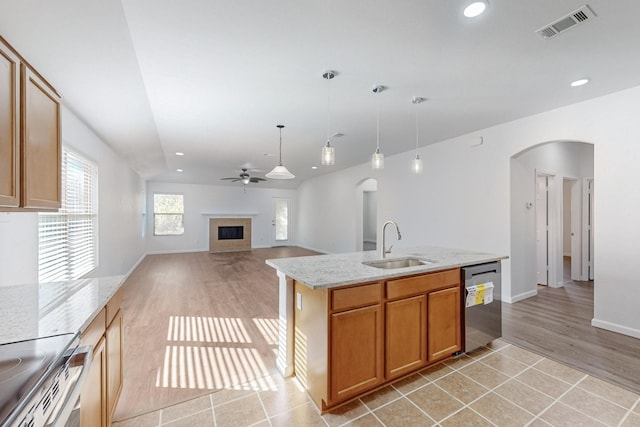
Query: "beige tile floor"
112 340 640 427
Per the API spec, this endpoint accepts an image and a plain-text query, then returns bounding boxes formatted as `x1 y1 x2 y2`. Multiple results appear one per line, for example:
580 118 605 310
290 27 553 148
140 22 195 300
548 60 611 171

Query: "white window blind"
153 194 184 235
39 149 98 283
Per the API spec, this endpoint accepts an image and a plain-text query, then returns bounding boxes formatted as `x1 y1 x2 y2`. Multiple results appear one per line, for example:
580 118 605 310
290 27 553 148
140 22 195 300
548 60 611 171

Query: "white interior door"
586 178 594 280
536 174 549 285
271 198 290 247
570 179 583 280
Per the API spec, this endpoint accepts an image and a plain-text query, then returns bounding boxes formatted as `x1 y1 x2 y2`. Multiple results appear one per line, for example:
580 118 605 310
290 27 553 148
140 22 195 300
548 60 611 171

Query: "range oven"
0 333 92 427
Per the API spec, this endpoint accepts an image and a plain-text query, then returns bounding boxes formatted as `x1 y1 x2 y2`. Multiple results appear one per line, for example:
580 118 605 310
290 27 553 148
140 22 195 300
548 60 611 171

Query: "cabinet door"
386 295 427 379
80 336 106 427
428 286 461 361
106 309 123 423
20 64 61 209
0 41 20 207
329 304 383 403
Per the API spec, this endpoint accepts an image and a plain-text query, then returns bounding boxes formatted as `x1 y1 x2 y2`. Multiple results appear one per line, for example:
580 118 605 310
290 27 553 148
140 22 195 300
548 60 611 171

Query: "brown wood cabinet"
385 295 427 379
80 289 124 427
330 304 383 403
293 268 461 412
0 39 20 207
0 36 61 211
428 286 461 361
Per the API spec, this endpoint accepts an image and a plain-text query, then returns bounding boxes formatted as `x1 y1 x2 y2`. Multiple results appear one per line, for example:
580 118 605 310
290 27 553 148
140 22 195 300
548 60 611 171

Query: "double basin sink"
363 257 436 270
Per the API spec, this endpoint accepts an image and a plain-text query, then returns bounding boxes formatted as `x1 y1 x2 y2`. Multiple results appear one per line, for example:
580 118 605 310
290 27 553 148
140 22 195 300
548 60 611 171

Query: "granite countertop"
0 275 125 344
266 246 507 289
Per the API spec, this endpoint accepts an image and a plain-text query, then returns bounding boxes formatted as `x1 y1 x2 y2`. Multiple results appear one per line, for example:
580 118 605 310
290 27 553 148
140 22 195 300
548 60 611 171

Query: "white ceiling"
1 1 639 189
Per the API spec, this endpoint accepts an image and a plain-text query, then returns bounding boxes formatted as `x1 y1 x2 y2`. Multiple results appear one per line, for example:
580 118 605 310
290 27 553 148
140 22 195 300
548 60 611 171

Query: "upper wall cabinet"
0 36 61 211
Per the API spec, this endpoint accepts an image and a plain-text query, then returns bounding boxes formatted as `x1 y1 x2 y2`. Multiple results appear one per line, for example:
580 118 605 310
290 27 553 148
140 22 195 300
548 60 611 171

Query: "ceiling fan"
221 168 266 185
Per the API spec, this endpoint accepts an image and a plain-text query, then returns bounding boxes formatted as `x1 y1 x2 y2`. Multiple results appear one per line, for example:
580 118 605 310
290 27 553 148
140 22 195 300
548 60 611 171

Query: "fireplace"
218 226 244 240
209 218 251 252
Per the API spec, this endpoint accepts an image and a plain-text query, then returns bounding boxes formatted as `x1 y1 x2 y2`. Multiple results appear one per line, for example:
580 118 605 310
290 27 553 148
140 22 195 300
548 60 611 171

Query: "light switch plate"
296 292 302 311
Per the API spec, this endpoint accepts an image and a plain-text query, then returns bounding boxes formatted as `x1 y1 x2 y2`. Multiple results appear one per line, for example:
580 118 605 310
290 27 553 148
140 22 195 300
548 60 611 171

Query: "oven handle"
49 345 93 427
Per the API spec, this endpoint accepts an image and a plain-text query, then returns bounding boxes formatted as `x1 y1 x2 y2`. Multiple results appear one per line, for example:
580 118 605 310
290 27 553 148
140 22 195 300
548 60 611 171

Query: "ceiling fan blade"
221 177 238 180
250 177 266 182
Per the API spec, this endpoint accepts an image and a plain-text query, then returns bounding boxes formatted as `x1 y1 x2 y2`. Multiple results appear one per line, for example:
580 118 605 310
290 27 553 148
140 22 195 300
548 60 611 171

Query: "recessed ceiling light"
570 78 590 87
176 169 183 172
311 166 318 170
175 152 184 156
464 1 488 18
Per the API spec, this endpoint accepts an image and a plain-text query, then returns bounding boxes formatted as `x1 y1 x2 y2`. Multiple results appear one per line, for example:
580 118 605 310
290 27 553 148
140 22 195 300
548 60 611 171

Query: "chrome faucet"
381 220 402 259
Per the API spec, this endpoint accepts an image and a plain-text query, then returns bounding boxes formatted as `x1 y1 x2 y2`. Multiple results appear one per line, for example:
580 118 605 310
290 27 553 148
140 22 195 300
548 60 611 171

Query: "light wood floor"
503 257 640 394
112 247 319 422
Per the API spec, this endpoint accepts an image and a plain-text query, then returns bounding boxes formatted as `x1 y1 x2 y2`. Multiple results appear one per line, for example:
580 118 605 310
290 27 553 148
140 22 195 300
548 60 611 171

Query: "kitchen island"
266 246 507 411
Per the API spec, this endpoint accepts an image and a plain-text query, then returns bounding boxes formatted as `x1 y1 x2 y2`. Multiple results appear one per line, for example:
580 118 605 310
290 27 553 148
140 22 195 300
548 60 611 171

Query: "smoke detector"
535 5 596 39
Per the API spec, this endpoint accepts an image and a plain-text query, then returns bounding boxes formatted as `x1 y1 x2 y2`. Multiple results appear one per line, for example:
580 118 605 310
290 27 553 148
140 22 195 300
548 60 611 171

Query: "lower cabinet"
329 304 383 403
293 268 461 412
80 337 106 427
106 309 123 418
428 286 461 361
80 291 124 426
385 295 427 379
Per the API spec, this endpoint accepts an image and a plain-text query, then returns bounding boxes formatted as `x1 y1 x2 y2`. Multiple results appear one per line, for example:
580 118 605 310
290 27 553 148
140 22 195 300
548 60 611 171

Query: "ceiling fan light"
372 148 384 170
321 141 335 165
266 165 295 179
412 154 423 174
241 176 250 185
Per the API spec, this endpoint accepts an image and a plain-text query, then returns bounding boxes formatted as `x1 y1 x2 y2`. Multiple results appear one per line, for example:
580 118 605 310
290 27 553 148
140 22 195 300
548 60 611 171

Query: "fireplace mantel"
201 212 259 217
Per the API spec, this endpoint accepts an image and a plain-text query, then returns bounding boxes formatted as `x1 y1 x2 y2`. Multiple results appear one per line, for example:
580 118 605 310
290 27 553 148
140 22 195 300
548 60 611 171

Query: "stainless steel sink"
362 257 434 269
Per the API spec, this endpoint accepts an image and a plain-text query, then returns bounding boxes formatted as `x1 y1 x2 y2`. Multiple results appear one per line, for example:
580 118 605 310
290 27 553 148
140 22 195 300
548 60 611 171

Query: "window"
153 194 184 235
274 199 289 241
38 149 98 283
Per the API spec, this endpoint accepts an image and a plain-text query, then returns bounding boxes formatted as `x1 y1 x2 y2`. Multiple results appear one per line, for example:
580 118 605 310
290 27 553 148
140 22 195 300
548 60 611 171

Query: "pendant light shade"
321 70 336 165
322 140 335 165
372 147 384 169
411 96 426 174
371 85 384 170
266 125 295 179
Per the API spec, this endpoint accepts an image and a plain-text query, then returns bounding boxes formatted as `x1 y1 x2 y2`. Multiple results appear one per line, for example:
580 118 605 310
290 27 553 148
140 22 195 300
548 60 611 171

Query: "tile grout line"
525 373 611 426
616 395 640 427
209 393 217 427
254 391 273 427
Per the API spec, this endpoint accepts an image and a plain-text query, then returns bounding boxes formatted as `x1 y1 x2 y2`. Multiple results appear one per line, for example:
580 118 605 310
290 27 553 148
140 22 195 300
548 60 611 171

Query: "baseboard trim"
504 289 538 304
146 248 208 255
124 254 147 280
295 244 329 255
591 318 640 339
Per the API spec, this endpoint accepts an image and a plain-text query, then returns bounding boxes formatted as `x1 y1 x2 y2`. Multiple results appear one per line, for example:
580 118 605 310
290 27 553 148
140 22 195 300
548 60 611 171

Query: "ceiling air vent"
535 5 597 39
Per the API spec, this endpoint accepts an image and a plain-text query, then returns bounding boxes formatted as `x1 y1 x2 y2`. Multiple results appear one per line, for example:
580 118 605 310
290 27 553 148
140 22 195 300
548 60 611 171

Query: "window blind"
38 149 98 283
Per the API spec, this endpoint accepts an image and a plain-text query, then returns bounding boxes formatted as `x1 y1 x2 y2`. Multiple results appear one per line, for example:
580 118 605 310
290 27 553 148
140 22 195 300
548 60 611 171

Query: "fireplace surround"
209 218 252 252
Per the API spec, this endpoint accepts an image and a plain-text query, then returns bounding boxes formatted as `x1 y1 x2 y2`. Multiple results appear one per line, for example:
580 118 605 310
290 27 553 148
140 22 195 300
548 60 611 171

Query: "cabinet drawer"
386 269 459 300
331 282 381 312
106 288 122 326
82 308 106 347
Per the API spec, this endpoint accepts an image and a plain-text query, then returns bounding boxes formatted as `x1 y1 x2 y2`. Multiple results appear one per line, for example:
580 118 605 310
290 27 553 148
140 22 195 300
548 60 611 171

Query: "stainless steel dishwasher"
462 262 502 352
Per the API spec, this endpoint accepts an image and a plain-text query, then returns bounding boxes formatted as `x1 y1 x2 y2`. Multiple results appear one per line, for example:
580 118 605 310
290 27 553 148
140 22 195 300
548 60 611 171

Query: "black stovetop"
0 333 75 426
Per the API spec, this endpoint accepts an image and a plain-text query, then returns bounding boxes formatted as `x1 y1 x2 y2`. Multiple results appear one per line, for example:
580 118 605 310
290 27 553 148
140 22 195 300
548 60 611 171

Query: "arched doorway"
355 178 378 251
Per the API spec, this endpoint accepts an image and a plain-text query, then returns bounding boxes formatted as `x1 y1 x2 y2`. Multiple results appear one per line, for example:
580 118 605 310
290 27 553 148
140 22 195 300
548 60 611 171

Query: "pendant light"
371 85 384 170
266 125 295 179
321 70 336 165
412 96 426 174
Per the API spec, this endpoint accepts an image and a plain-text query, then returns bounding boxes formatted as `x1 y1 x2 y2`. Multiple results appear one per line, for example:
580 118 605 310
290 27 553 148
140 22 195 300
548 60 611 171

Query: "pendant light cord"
415 107 419 152
278 126 283 166
376 93 380 150
326 77 331 141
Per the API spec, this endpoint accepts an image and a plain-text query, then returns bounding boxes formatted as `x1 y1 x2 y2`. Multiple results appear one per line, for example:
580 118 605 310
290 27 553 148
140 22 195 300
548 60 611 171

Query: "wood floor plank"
112 247 319 421
503 258 640 394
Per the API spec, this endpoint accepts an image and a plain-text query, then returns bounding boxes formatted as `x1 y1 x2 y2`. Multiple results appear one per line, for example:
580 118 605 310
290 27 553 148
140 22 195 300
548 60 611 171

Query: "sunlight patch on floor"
155 316 278 392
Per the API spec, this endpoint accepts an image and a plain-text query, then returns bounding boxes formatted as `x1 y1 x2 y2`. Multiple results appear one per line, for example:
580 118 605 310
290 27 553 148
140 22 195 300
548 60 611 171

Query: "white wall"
145 182 297 253
510 141 593 299
563 179 573 257
0 106 146 286
297 84 640 339
363 191 377 243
